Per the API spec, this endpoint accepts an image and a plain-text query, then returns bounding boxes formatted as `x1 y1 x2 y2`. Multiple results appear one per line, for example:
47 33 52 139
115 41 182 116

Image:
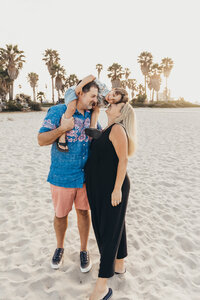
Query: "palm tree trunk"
51 76 55 104
166 77 168 101
144 75 147 100
33 87 36 101
98 71 100 79
152 89 155 102
111 79 121 88
9 81 14 101
156 91 158 102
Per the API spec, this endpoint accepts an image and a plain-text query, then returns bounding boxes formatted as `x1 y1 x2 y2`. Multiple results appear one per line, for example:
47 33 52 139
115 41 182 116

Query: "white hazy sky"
1 0 200 102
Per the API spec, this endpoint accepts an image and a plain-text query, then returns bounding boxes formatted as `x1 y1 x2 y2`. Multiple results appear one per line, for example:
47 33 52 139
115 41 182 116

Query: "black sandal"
56 140 69 152
85 128 102 139
114 269 126 275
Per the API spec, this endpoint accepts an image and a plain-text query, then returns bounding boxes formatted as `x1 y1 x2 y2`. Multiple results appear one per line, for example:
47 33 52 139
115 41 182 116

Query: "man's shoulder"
49 104 66 113
73 109 91 118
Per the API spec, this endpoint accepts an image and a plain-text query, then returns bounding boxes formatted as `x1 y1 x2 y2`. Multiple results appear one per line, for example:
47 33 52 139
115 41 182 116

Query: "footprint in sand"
175 235 196 252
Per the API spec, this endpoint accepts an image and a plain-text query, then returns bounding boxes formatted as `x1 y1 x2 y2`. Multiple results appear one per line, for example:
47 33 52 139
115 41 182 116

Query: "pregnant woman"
85 89 137 300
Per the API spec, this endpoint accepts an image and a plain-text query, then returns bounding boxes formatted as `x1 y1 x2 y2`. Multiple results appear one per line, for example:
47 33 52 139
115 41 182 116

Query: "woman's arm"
109 124 128 206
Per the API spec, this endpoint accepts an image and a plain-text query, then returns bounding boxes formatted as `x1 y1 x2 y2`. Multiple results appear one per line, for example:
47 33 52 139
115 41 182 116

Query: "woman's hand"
111 188 122 207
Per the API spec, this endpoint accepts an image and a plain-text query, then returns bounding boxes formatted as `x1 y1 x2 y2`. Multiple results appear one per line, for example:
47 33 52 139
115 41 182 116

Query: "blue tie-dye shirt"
39 104 99 188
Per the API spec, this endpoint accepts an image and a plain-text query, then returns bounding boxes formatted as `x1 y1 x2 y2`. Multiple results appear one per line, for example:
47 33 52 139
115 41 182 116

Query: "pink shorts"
50 184 90 218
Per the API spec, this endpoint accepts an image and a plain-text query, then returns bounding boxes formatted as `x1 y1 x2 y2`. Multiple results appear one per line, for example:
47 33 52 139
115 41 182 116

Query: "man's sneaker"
80 251 92 273
51 248 64 269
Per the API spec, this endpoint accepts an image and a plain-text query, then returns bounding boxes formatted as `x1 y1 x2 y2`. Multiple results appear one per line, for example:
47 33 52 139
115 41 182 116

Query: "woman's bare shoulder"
110 123 127 141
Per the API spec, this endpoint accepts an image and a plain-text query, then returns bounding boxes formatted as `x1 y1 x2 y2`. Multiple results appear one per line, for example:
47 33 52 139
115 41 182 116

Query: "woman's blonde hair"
115 102 137 156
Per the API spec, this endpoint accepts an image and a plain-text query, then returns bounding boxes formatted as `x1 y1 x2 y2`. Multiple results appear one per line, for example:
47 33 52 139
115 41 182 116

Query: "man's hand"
92 105 100 114
90 105 100 128
59 115 74 132
111 188 122 207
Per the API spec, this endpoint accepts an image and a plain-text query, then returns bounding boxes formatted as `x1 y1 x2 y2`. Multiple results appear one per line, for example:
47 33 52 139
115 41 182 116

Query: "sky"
1 0 200 103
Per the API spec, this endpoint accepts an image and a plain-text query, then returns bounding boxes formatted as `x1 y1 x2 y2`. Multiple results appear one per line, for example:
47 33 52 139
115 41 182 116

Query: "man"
38 81 99 272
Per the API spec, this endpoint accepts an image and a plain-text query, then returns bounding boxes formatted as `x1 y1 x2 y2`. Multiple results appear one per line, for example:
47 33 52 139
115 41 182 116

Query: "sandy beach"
0 107 200 300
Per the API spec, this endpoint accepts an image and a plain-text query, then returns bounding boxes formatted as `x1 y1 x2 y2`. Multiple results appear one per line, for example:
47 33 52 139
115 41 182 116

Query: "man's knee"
54 215 68 223
76 209 90 217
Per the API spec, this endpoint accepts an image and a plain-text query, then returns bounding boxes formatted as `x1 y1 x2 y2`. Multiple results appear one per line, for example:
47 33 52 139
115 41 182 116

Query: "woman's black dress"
85 124 130 278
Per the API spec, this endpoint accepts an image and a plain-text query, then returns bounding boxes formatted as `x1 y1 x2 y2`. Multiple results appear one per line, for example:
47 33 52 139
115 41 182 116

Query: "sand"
0 107 200 300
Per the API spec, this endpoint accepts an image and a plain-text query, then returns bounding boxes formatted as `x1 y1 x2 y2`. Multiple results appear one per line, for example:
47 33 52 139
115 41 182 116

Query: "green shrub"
29 101 42 111
3 101 23 111
131 99 200 108
41 102 54 107
15 93 31 104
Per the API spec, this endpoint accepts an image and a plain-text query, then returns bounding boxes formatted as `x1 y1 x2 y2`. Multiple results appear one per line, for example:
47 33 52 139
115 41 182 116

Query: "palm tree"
124 68 131 82
137 84 145 95
96 64 103 79
0 66 10 101
54 64 66 100
161 57 174 101
121 80 127 89
151 74 161 101
27 72 39 101
149 64 162 101
137 51 153 98
62 74 79 96
107 63 124 88
37 91 45 104
122 68 131 95
147 76 153 101
0 44 25 100
127 79 137 99
43 49 60 104
65 74 79 88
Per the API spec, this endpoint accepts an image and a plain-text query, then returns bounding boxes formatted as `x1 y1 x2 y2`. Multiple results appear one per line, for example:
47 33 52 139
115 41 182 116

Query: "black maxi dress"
85 124 130 278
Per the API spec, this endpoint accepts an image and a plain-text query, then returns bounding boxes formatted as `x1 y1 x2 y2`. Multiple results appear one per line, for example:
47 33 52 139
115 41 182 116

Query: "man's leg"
54 215 68 248
75 184 92 272
50 184 75 269
75 209 91 251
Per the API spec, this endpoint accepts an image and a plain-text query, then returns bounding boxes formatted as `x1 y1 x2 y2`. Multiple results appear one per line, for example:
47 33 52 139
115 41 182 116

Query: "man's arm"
90 105 100 128
38 116 74 146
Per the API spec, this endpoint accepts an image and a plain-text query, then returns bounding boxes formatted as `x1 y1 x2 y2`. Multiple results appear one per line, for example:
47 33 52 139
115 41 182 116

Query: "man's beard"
87 101 95 109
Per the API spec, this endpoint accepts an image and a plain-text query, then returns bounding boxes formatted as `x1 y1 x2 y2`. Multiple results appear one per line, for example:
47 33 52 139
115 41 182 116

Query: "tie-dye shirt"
39 104 100 188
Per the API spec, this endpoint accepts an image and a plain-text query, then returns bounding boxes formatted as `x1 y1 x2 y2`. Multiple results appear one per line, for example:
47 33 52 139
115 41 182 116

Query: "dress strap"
103 122 128 138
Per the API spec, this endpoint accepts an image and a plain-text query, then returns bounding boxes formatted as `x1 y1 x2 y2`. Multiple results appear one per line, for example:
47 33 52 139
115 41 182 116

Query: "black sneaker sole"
80 260 92 273
51 257 64 269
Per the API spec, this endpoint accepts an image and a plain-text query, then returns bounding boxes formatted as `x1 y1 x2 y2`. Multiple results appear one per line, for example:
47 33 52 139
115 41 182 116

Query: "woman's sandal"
101 288 113 300
56 140 69 152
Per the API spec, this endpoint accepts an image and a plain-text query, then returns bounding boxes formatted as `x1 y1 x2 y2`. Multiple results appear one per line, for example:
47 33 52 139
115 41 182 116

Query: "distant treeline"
1 45 177 103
